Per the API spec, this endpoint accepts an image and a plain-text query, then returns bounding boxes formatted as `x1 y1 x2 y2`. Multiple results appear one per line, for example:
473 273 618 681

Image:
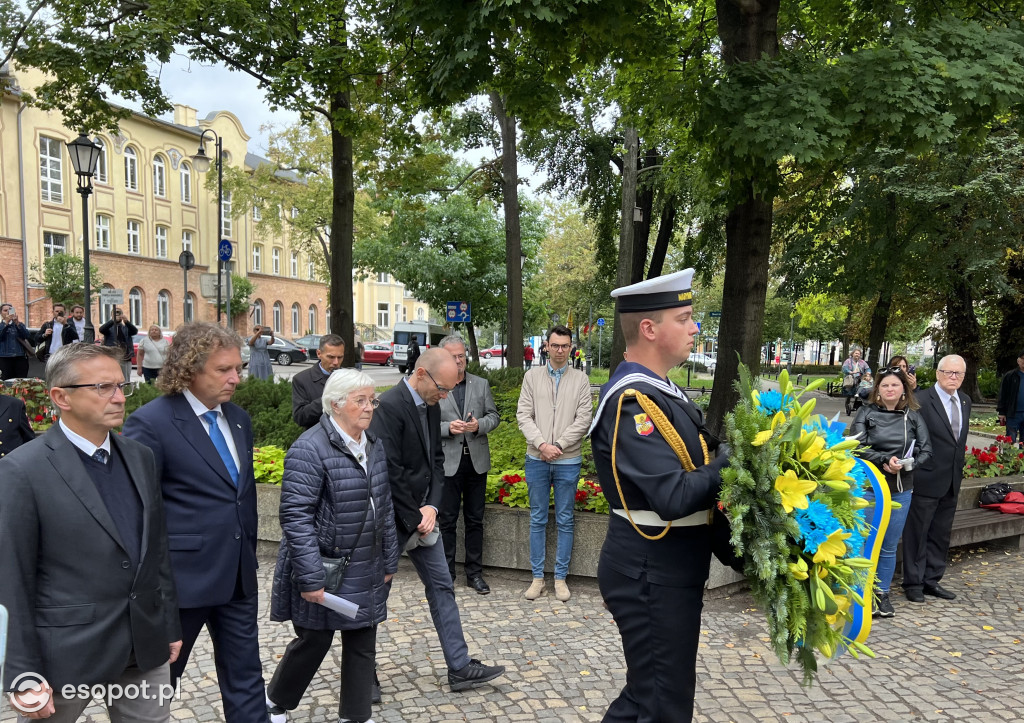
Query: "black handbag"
319 445 374 593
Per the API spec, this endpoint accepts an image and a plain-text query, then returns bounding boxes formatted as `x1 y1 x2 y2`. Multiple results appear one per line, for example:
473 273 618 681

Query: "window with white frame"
416 307 425 320
94 139 108 184
181 230 193 252
252 243 262 272
221 191 232 237
272 248 281 274
155 226 168 258
376 302 390 329
253 204 261 221
43 231 67 257
376 272 389 283
40 136 63 203
402 305 408 322
291 303 300 334
290 252 298 278
253 300 264 326
291 206 299 219
152 155 167 197
157 290 170 327
308 305 317 334
124 147 139 191
185 292 195 322
180 162 192 204
128 287 142 323
307 260 315 280
273 301 283 333
95 215 111 249
127 220 141 254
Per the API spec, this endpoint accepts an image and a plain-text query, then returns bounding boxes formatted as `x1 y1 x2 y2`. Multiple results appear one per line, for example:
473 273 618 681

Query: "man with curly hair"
123 322 269 722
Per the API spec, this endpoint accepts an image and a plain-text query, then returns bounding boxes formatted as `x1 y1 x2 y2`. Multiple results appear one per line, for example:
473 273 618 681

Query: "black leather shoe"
448 659 505 691
467 575 491 595
904 588 925 603
372 671 382 704
924 584 956 600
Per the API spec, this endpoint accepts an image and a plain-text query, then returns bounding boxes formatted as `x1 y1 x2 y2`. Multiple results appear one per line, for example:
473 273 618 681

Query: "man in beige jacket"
516 325 593 601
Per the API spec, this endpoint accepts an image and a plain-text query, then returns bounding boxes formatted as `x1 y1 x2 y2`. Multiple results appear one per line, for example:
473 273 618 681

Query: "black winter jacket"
997 369 1024 418
851 404 933 494
270 415 399 630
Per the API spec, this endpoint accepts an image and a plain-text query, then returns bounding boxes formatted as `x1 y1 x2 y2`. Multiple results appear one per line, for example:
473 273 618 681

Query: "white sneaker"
266 692 287 723
524 577 545 600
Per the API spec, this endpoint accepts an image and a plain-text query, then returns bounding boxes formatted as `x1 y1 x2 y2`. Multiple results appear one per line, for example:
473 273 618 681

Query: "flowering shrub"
963 436 1024 478
575 478 609 514
1 379 56 432
253 445 285 485
485 471 610 514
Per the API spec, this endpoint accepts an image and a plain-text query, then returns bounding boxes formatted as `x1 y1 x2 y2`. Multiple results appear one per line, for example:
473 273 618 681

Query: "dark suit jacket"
291 363 331 429
369 380 444 547
33 319 79 354
0 394 35 459
98 319 139 361
122 394 259 608
0 426 180 690
914 386 971 498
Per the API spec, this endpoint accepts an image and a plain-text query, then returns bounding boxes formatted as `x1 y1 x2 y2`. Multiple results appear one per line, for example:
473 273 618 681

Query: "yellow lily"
797 432 826 463
825 594 852 626
788 557 809 580
812 529 853 565
824 457 855 482
774 470 817 513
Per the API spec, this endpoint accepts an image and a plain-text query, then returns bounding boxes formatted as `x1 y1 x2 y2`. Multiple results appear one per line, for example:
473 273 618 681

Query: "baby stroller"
843 371 869 415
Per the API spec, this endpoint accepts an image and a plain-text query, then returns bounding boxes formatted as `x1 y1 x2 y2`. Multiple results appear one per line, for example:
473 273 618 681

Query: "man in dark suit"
291 333 345 429
0 391 35 458
123 322 268 723
98 307 138 382
34 303 79 363
369 348 505 692
0 343 181 721
903 354 971 603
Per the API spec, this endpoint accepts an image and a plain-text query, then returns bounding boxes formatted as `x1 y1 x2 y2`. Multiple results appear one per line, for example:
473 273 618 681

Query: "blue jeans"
864 489 912 592
525 457 581 579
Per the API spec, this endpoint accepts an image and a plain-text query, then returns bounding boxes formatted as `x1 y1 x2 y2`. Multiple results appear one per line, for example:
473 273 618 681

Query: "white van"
392 321 448 373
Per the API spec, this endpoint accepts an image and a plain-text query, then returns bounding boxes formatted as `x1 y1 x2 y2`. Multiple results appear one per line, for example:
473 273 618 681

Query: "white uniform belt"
612 508 710 527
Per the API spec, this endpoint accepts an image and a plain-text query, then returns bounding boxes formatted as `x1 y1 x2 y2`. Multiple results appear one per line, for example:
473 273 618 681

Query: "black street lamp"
191 130 224 323
66 133 103 343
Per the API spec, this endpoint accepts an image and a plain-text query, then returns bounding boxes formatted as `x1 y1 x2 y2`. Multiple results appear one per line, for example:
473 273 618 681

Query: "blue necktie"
202 411 239 486
92 449 109 464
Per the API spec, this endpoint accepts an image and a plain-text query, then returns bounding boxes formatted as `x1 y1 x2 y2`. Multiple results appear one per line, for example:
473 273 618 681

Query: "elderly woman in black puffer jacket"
266 368 398 723
850 366 932 620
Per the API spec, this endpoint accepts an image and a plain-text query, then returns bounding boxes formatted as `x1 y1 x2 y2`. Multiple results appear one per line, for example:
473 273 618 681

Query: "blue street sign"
446 301 471 323
596 317 606 327
218 240 233 262
696 321 701 332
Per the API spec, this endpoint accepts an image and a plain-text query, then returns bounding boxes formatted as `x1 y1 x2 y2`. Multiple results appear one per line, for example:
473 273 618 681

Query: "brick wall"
0 237 28 319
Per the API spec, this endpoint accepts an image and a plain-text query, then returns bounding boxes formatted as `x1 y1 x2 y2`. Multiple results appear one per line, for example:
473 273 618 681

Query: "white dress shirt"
59 418 111 458
183 388 241 472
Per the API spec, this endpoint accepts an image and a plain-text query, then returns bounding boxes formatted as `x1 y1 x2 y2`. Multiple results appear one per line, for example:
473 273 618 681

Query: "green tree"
29 253 103 310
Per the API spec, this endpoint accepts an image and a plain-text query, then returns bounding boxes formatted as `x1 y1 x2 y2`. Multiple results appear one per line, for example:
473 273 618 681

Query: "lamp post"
191 130 224 324
66 133 103 343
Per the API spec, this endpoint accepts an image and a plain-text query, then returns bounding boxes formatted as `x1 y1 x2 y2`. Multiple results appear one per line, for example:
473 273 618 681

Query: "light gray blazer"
439 372 500 476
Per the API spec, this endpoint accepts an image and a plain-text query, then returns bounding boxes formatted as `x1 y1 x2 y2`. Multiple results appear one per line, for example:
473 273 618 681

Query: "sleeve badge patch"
634 413 654 437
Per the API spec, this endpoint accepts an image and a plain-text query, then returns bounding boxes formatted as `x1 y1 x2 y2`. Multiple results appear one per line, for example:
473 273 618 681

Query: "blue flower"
755 389 792 414
793 500 843 554
804 414 848 448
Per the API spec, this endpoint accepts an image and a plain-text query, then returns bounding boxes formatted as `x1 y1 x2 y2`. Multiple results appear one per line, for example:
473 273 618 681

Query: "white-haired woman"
267 369 397 723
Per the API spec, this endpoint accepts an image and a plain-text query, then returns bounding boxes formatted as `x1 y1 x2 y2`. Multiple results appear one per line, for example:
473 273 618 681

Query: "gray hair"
938 354 966 371
46 344 123 389
319 334 345 350
438 335 466 350
322 368 377 410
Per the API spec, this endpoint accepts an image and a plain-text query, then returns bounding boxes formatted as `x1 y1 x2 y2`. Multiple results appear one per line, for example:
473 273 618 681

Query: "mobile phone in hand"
464 413 473 422
908 364 916 374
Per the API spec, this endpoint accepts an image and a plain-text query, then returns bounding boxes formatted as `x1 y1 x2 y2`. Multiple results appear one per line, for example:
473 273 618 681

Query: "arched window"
128 287 143 325
272 248 281 275
180 162 192 204
152 154 167 197
253 299 264 326
185 292 196 322
272 301 283 333
308 305 317 334
291 303 300 334
157 290 170 327
155 226 168 258
416 307 425 320
94 138 109 184
124 146 139 191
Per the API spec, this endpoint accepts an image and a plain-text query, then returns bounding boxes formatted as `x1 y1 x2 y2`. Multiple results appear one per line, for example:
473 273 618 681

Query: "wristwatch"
552 442 563 451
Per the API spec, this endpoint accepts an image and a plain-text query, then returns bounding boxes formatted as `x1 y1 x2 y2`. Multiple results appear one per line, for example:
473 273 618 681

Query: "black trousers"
268 623 376 722
598 563 704 723
902 485 957 590
0 356 29 380
439 450 487 579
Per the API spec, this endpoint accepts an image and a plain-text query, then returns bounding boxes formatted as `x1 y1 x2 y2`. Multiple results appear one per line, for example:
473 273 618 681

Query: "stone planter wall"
255 484 744 589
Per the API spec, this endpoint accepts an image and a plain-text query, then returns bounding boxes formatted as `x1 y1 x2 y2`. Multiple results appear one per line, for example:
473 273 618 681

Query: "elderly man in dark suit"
0 343 180 721
369 348 506 693
436 335 501 593
0 391 35 458
123 322 268 723
903 354 971 603
291 334 346 429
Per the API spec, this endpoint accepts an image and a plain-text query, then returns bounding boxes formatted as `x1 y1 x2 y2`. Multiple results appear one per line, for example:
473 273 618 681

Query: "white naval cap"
610 268 695 313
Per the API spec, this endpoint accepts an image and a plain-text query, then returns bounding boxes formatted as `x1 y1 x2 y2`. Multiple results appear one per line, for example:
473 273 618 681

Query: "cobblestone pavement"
5 543 1021 723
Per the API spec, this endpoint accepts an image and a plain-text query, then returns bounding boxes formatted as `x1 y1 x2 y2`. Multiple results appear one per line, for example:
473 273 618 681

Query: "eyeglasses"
937 370 964 378
548 343 571 351
60 381 135 398
423 368 453 394
349 396 380 409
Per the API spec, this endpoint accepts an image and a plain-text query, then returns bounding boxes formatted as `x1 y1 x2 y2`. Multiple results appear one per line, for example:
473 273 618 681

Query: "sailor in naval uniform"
590 268 734 723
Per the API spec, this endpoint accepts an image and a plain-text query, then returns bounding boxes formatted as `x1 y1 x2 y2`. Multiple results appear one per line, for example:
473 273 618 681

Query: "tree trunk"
866 288 892 370
631 148 658 284
705 0 780 434
946 267 984 401
995 251 1024 374
609 126 639 377
647 195 676 279
329 91 356 367
465 321 480 362
490 91 524 369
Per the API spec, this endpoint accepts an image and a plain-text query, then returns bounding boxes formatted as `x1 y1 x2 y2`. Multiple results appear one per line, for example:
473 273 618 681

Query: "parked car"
293 334 322 360
481 344 507 359
265 337 308 366
362 342 393 366
131 331 175 366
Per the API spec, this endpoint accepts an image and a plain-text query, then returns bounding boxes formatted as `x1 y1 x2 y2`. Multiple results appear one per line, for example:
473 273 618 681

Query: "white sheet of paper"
904 439 915 459
320 592 359 619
